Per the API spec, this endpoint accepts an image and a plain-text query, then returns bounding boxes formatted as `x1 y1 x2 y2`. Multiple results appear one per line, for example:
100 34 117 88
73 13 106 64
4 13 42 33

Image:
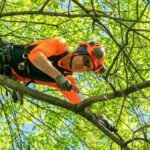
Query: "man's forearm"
30 53 61 79
29 53 73 91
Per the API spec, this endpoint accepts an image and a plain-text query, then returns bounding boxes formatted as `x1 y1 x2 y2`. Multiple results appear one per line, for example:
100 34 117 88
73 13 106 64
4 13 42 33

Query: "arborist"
0 37 117 132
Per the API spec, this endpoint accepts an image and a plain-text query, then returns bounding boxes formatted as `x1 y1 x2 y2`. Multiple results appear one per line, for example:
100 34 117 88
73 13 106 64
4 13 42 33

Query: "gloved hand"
55 74 72 91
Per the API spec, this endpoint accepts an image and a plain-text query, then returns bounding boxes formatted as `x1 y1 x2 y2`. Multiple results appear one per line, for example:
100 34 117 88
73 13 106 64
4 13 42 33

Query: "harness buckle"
22 52 28 60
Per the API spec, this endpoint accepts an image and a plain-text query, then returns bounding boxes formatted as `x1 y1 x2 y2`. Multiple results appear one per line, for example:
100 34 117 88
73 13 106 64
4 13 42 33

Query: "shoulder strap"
13 44 37 52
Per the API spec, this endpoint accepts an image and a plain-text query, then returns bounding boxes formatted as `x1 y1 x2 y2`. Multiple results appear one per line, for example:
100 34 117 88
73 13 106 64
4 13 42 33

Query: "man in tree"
0 37 117 132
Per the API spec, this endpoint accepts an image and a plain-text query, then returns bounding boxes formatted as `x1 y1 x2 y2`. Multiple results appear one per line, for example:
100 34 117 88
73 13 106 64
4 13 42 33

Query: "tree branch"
0 0 6 14
77 80 150 109
0 10 149 24
0 75 73 111
39 0 51 12
0 11 106 18
72 0 120 46
125 138 150 145
0 75 131 149
78 110 131 150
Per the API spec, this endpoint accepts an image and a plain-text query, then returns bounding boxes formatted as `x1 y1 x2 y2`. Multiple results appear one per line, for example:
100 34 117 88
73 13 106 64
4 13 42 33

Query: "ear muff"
93 48 105 60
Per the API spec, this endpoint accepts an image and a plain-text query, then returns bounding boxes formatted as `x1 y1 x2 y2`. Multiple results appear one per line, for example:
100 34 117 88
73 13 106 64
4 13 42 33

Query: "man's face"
71 55 94 72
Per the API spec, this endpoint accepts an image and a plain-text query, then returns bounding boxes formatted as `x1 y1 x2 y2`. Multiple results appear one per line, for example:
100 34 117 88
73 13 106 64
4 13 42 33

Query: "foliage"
0 0 150 149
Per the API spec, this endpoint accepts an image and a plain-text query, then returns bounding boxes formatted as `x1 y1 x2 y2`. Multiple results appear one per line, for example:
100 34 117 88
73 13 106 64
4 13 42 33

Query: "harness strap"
25 49 72 85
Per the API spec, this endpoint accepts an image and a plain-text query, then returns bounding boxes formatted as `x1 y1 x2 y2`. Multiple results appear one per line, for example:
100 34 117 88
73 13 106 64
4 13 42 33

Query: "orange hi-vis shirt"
11 37 81 104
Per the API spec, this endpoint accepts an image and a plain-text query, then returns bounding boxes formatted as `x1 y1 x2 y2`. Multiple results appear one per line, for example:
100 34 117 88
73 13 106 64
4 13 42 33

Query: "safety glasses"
83 55 92 69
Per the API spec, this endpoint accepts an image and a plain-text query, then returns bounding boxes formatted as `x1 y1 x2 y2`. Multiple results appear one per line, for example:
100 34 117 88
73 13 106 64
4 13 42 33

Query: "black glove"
55 74 72 91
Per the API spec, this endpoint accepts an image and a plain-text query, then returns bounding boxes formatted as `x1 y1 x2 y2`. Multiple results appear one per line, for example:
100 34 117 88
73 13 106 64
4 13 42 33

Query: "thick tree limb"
1 74 149 150
0 75 131 149
1 75 149 112
0 75 73 110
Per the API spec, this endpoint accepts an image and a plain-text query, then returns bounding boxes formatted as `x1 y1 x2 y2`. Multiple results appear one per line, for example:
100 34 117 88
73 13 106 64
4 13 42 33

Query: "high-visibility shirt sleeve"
12 69 81 104
61 76 81 104
60 90 81 104
34 76 81 104
49 76 81 104
28 37 68 63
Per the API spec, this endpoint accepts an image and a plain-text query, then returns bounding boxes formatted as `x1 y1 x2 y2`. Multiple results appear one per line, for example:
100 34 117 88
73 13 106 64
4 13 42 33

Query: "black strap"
25 49 72 84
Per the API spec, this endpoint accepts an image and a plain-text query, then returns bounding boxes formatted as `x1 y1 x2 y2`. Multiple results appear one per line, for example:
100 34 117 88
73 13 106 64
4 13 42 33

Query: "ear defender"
93 48 105 60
